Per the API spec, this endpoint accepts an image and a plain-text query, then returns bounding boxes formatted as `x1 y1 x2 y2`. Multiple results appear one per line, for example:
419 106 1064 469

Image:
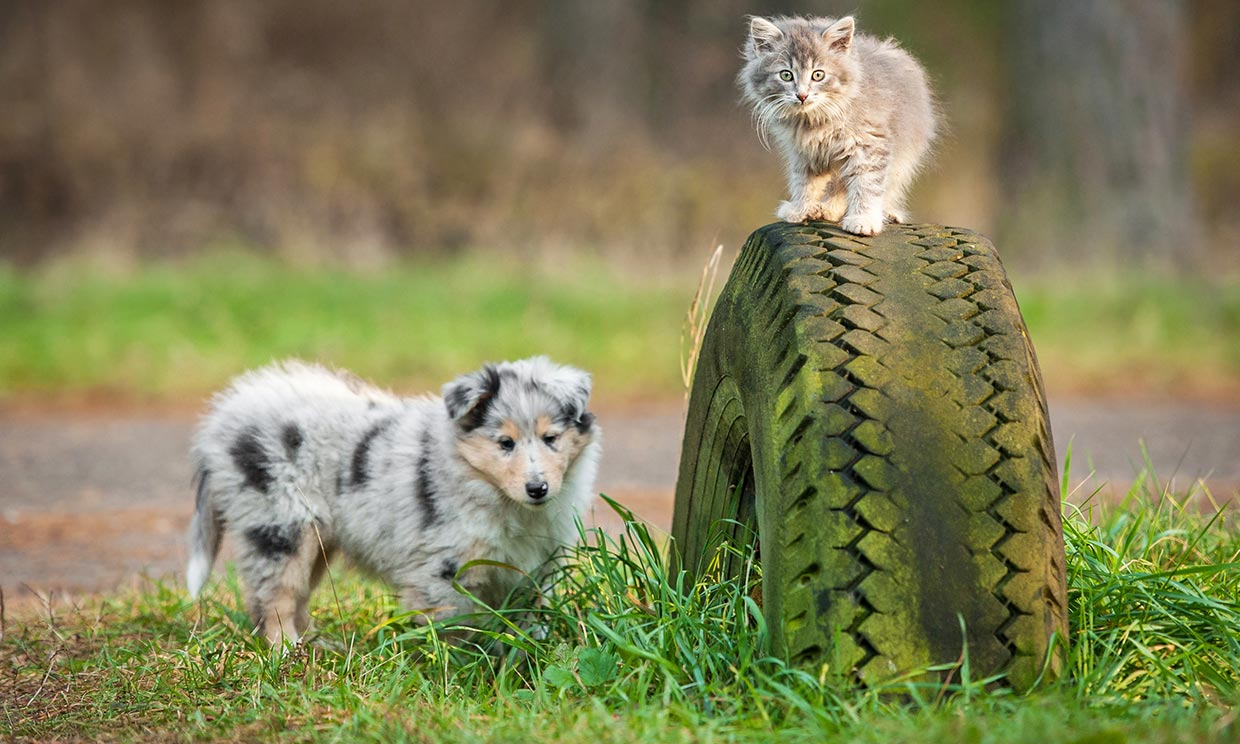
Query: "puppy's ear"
442 364 501 432
548 365 594 432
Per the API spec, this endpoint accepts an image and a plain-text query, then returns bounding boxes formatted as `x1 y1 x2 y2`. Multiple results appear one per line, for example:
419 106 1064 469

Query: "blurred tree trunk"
1000 0 1195 264
538 1 642 138
0 2 61 262
639 0 689 132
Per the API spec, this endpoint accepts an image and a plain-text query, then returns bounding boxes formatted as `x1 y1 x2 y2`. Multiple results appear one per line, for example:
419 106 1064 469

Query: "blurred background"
0 0 1237 400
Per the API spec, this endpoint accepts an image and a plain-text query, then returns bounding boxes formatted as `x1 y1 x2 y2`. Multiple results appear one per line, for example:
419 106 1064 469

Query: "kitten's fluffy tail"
186 466 221 598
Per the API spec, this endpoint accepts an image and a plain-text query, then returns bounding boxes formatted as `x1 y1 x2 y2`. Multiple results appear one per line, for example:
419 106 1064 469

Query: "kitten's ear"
746 16 782 56
823 16 855 53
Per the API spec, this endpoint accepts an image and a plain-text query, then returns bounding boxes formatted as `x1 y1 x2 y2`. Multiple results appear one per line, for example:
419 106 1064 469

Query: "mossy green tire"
672 222 1067 690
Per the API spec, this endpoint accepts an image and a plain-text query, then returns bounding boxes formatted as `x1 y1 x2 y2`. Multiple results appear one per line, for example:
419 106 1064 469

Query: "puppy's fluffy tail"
186 466 221 598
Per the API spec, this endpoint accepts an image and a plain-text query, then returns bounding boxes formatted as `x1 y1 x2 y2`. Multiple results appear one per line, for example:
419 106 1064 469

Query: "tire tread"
673 222 1067 689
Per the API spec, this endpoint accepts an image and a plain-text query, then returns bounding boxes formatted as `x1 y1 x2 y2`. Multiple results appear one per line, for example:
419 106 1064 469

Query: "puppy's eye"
497 437 516 453
779 70 793 82
542 434 559 447
812 70 825 81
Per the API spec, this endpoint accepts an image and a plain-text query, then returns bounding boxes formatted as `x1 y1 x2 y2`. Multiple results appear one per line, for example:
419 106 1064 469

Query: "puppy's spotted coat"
186 357 601 645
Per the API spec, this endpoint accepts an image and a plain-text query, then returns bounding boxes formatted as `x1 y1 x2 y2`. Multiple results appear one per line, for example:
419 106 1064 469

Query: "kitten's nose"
796 92 808 102
525 481 549 501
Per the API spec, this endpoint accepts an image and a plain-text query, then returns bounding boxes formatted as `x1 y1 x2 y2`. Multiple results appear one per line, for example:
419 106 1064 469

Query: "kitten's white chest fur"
782 122 853 169
739 15 937 236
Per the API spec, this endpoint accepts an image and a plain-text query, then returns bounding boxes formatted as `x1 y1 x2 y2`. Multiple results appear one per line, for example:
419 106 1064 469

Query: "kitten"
739 15 938 236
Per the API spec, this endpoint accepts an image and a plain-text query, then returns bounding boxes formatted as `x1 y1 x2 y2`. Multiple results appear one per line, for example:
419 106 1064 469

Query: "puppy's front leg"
400 586 468 624
525 587 552 641
522 565 566 642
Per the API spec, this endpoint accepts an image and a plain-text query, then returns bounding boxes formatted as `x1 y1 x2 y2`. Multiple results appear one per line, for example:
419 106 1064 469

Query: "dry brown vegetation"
1 0 1236 268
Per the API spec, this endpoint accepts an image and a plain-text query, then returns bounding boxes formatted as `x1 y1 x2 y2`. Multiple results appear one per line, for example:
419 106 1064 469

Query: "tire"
672 222 1067 690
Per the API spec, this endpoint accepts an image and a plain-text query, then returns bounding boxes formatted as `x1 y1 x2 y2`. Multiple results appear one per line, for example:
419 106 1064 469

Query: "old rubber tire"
672 222 1067 690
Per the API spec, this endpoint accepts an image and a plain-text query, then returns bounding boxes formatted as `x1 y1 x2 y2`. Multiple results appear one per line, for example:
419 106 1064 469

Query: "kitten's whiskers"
750 93 785 151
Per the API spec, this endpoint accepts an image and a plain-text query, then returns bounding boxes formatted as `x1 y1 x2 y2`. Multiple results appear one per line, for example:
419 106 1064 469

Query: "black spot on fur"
575 411 596 433
444 387 468 416
245 523 301 558
438 558 459 582
448 365 502 432
558 407 595 434
415 428 441 527
281 423 303 459
229 427 272 493
350 418 394 488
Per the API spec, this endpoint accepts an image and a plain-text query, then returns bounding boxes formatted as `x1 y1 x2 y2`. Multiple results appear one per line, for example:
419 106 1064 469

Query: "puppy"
186 357 601 645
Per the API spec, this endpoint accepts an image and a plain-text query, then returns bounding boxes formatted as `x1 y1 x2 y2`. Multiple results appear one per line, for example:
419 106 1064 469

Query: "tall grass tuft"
1064 477 1240 704
679 244 724 402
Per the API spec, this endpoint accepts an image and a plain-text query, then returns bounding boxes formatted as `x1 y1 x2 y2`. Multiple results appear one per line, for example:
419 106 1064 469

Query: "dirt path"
2 399 1237 601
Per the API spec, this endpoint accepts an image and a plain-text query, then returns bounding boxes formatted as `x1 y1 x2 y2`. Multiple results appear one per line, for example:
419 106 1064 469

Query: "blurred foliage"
0 250 690 399
1 253 1236 402
0 0 1235 268
1013 270 1240 399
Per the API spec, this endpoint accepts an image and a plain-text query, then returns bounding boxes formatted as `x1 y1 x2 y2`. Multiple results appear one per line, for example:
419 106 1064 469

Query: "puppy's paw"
885 211 907 225
841 212 884 236
776 201 826 224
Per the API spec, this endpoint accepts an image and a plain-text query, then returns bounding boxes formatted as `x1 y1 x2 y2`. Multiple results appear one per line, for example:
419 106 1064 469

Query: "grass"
0 253 1237 403
3 476 1238 743
0 251 689 402
1012 271 1240 398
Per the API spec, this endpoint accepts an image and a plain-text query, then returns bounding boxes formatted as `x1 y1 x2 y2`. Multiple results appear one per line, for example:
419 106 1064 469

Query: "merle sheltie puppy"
187 357 601 645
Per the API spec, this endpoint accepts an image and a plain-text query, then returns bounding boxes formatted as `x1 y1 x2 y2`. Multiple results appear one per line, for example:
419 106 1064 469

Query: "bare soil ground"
2 398 1237 607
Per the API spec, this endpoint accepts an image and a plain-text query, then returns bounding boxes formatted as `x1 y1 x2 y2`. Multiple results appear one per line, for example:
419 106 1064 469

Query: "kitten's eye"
812 70 826 81
498 436 516 453
542 433 559 447
778 70 793 82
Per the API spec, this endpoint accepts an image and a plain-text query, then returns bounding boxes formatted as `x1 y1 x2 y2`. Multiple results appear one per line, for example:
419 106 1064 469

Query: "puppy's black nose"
525 481 549 500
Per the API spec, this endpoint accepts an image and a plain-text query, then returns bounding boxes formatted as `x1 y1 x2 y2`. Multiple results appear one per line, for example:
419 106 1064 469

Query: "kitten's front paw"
841 213 884 236
776 201 827 224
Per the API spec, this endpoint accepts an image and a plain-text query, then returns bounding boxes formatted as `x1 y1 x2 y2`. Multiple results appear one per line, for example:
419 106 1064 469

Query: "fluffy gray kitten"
739 15 937 236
